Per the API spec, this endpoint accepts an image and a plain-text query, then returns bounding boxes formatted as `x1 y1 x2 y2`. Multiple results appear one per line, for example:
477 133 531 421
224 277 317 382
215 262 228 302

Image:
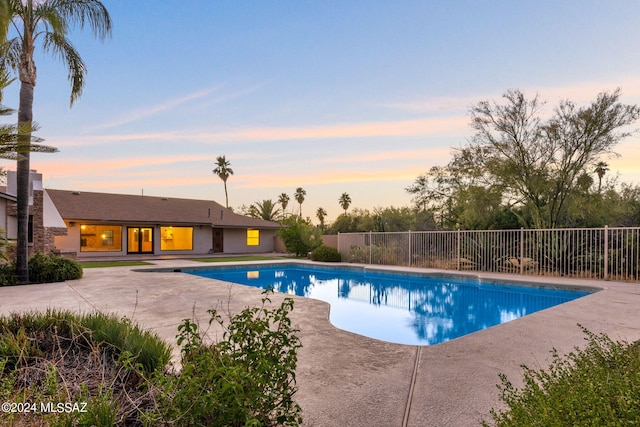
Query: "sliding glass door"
127 227 153 254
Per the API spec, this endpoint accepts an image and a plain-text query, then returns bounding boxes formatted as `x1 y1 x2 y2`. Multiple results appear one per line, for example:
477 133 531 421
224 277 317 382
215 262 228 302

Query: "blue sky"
3 0 640 222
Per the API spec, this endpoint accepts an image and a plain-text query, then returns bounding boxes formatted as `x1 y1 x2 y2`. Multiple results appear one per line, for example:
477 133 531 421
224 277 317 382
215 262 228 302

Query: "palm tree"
249 199 280 221
339 192 352 215
278 192 290 220
294 187 306 218
316 207 327 230
4 0 111 283
595 161 609 194
0 71 56 161
213 155 234 208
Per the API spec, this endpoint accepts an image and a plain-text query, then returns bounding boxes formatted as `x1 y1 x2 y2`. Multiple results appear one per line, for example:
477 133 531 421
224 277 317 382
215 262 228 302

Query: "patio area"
1 259 640 426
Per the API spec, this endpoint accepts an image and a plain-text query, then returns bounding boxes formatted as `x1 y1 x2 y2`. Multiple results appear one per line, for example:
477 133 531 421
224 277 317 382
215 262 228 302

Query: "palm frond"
0 0 10 39
0 142 58 154
34 4 68 39
0 38 22 70
42 31 85 105
51 0 112 40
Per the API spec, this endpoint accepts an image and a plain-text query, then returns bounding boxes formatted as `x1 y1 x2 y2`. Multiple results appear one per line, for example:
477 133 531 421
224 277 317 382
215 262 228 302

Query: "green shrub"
0 263 18 285
484 326 640 426
0 252 83 285
277 216 322 257
28 252 83 283
1 299 303 426
310 245 342 262
147 292 303 426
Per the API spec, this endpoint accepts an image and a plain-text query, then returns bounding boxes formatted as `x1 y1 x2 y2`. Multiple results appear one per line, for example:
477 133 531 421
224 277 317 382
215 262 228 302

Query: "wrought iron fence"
337 227 640 282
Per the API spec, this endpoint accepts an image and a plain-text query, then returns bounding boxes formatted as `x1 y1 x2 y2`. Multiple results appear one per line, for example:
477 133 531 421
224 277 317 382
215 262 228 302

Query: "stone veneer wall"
33 190 69 256
6 190 69 258
31 190 45 254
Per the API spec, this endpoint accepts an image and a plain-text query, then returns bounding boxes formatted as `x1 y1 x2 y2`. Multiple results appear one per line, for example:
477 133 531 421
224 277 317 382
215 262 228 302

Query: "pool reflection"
188 266 589 345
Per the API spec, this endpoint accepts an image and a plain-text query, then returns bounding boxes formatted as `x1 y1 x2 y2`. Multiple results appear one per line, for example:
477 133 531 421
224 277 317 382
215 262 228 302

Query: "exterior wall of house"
3 198 17 240
222 228 276 254
0 198 13 238
32 190 67 255
55 221 127 258
55 222 276 258
159 225 213 255
4 172 68 258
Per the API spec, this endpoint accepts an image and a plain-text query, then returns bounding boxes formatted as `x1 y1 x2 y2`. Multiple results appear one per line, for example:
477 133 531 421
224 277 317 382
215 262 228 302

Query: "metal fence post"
408 230 412 266
369 231 372 265
457 229 461 271
520 227 524 275
604 225 608 280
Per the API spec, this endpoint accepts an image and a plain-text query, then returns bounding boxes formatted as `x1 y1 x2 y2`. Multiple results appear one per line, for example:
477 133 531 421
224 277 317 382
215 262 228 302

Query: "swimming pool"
185 264 592 345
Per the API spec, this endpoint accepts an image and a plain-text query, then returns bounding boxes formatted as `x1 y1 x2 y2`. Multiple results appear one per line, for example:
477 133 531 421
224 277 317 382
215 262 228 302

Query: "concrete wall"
321 234 338 248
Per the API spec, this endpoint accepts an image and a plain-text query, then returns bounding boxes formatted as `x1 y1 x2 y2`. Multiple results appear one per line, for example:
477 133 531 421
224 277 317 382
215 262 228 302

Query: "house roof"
0 190 17 202
46 189 280 229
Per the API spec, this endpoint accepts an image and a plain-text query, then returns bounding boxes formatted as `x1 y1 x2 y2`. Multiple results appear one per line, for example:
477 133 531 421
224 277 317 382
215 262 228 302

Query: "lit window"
102 230 114 246
80 225 122 252
247 229 260 246
160 226 193 251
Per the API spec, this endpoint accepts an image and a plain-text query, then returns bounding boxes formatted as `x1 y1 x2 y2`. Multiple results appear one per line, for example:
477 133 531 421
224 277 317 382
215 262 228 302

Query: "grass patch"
80 261 154 268
0 309 171 426
190 255 280 263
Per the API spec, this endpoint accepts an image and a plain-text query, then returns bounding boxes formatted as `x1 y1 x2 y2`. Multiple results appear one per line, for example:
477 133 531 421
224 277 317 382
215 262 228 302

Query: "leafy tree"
294 187 306 218
0 70 56 161
249 199 280 221
327 207 436 233
600 183 640 226
316 207 327 231
328 213 355 234
213 155 233 208
3 0 110 283
338 192 351 215
277 216 320 257
374 206 438 232
408 89 640 229
278 192 290 220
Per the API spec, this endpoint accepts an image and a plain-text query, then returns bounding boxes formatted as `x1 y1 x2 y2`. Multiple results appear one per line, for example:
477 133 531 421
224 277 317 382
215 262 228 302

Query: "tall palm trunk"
16 83 34 283
223 180 229 208
16 8 36 284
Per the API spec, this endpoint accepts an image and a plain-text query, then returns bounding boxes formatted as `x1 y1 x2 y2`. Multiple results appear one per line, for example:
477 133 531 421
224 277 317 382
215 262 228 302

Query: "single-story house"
3 170 281 259
47 190 281 258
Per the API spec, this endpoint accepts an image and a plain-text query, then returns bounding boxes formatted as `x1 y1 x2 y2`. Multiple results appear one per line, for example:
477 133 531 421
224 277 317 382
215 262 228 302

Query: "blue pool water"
185 265 591 346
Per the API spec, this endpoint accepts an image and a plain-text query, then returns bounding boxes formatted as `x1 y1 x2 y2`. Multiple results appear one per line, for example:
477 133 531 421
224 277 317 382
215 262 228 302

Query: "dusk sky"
2 1 640 222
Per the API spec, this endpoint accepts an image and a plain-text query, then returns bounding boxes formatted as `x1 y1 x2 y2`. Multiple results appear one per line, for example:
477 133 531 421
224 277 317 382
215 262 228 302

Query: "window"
102 230 114 246
80 225 122 252
160 226 193 251
28 215 33 243
247 229 260 246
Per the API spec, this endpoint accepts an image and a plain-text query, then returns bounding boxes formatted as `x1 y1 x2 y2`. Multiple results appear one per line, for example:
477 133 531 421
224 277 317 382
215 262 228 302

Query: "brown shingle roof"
46 189 280 229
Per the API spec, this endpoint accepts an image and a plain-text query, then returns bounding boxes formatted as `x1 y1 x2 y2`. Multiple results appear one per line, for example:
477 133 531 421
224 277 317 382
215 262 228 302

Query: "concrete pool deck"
1 259 640 426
